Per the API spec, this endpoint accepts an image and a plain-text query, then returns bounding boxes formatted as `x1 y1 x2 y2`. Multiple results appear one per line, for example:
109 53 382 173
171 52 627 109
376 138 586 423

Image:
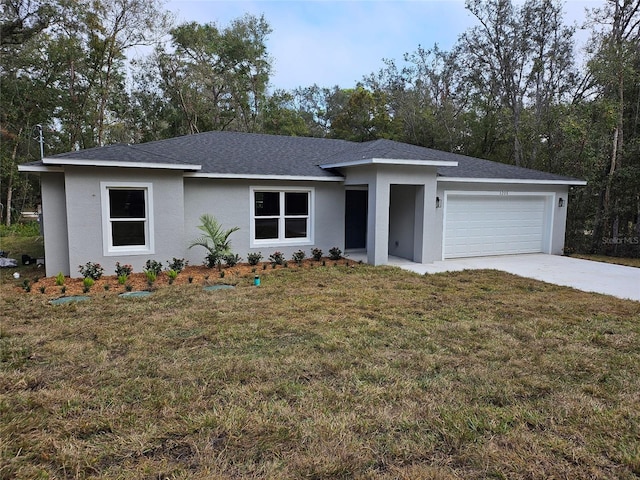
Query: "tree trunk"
4 129 22 227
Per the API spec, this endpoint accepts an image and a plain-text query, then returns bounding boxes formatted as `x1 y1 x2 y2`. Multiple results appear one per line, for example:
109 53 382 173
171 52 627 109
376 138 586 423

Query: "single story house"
19 131 586 277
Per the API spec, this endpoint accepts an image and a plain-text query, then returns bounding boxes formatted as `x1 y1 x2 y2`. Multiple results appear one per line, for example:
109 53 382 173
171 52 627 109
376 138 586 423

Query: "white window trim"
249 186 315 247
100 182 155 256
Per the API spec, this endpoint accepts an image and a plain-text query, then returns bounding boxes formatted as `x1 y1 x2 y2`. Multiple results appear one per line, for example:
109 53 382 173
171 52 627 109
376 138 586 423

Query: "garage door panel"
444 195 547 259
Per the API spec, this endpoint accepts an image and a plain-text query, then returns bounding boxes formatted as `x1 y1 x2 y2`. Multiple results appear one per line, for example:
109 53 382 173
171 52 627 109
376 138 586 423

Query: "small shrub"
220 271 225 278
292 250 306 265
251 267 256 273
78 262 103 280
60 286 66 295
145 270 157 287
328 247 342 261
262 263 267 270
283 261 288 268
39 285 46 294
167 269 178 284
204 252 222 269
144 259 162 276
82 277 94 292
311 248 323 261
125 283 133 292
104 284 110 291
167 258 186 273
247 252 263 266
117 274 128 285
55 272 65 286
224 253 241 267
115 262 133 277
269 251 285 266
188 276 194 284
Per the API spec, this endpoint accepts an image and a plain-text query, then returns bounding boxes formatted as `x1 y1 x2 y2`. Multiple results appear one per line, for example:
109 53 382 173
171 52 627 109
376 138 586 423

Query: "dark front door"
345 190 367 249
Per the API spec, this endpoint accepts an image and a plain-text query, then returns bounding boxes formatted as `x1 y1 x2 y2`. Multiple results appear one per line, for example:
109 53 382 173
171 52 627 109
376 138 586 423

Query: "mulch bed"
13 258 357 299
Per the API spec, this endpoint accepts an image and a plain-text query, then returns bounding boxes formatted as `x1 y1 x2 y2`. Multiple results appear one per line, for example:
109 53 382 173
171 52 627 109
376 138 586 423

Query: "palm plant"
189 214 240 268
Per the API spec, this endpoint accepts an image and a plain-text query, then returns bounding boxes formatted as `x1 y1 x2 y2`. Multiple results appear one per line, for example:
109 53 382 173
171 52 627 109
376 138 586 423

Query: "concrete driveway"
385 253 640 302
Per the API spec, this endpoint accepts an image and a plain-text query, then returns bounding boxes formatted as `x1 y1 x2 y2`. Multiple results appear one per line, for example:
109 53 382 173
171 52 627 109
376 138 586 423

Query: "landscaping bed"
11 258 357 299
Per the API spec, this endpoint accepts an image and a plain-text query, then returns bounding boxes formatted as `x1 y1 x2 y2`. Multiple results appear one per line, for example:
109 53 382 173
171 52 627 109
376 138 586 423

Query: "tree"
460 0 576 168
1 1 62 225
585 0 640 255
149 14 272 136
329 85 396 141
260 90 311 136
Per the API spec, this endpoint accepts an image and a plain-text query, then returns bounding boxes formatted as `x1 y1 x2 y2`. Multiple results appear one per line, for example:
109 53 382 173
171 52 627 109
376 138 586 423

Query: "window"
251 187 313 246
101 182 154 255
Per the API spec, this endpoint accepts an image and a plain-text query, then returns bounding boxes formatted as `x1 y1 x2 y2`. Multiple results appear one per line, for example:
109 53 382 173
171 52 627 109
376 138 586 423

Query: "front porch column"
367 175 390 265
413 180 437 263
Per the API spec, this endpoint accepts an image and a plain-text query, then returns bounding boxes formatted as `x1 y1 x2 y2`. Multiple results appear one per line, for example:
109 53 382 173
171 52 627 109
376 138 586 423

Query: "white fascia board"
438 176 587 186
320 158 458 169
18 164 64 173
184 172 345 182
41 157 202 171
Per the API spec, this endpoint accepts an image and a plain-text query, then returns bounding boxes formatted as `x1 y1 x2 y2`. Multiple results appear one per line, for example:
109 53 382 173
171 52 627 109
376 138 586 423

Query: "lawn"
2 261 640 478
569 253 640 268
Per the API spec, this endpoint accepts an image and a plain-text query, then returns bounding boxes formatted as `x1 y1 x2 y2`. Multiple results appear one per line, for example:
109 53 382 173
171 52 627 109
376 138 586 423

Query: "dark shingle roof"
43 131 581 183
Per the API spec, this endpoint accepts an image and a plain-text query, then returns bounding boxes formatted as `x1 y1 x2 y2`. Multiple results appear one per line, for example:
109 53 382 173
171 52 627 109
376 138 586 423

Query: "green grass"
2 261 640 478
569 253 640 268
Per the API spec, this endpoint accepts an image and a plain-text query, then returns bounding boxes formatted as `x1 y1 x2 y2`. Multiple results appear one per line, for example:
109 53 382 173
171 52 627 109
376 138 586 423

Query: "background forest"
1 0 638 257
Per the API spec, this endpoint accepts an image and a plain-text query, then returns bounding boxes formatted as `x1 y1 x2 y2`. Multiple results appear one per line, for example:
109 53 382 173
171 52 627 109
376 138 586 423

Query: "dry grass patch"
2 265 639 479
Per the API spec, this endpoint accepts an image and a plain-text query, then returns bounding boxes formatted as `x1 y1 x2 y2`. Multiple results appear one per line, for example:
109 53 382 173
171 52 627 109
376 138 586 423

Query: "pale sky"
163 0 599 91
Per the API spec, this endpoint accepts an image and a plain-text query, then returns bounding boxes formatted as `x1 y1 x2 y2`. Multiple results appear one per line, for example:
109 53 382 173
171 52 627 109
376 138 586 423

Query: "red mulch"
14 258 356 299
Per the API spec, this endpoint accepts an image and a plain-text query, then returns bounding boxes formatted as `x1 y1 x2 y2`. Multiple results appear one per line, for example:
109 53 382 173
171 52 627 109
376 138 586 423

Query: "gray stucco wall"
183 178 345 266
63 167 185 277
436 181 570 259
388 185 416 260
40 173 70 276
343 164 439 264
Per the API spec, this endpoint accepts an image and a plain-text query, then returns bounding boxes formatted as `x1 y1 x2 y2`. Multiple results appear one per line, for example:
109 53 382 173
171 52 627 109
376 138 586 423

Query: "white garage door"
444 194 548 259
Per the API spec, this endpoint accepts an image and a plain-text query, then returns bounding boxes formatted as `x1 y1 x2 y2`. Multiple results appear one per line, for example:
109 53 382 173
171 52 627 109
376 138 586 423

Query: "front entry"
345 189 367 249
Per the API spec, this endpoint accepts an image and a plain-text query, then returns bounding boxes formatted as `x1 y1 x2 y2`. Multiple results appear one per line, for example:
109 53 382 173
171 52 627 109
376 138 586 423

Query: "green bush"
144 259 162 276
292 250 306 265
269 251 285 266
224 254 242 267
167 258 186 273
0 222 40 237
78 262 103 280
247 252 263 266
115 262 133 277
328 247 342 261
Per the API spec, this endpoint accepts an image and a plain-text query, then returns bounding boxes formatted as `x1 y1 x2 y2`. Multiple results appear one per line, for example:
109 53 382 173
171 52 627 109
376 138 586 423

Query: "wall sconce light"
558 197 564 208
436 196 441 208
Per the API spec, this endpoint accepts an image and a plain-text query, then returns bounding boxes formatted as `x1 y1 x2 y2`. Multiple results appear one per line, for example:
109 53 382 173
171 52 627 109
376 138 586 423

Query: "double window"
251 187 313 246
101 182 154 255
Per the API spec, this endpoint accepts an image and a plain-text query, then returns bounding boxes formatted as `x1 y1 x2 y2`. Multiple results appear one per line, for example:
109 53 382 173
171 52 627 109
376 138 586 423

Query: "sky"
164 0 600 91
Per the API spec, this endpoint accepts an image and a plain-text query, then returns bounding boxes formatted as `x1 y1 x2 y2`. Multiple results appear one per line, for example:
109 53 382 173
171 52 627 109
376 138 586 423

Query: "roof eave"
42 157 202 171
185 172 345 182
18 164 63 173
320 158 458 169
438 176 587 186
